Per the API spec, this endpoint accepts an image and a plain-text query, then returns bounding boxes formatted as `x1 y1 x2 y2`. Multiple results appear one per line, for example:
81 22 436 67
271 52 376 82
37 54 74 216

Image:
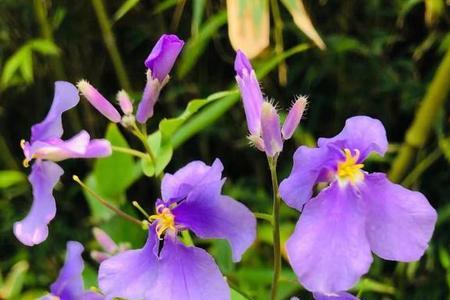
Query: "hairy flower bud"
261 102 283 157
282 96 307 140
116 90 133 115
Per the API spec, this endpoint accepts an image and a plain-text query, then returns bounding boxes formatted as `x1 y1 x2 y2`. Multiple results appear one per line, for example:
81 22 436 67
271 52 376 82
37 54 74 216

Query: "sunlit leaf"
227 0 270 58
140 131 173 177
29 39 60 55
280 0 326 50
0 170 26 189
192 0 206 36
0 261 29 299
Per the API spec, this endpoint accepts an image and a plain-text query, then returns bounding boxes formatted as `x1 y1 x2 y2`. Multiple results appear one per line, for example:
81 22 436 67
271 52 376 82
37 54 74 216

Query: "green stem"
73 175 142 226
135 124 157 164
401 148 442 187
91 0 132 91
254 212 274 224
111 145 148 159
268 155 281 300
270 0 287 86
389 46 450 182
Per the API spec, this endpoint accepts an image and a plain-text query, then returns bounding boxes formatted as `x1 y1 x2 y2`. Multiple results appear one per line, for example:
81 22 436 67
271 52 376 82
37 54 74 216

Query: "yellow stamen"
336 149 364 184
22 158 30 168
149 206 176 239
20 139 26 150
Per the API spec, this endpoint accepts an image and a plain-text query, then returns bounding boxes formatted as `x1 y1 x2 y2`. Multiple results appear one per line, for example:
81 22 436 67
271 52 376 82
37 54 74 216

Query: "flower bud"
135 70 167 123
261 102 283 157
92 227 117 253
282 96 307 140
145 34 184 82
77 80 121 123
234 50 264 136
116 90 133 115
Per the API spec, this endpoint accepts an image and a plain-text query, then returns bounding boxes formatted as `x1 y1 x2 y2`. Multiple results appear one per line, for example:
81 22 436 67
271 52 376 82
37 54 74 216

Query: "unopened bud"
282 96 307 140
117 90 133 115
261 102 283 157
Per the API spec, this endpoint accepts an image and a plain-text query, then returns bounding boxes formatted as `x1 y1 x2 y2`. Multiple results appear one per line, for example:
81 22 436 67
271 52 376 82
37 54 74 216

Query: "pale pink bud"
92 227 117 253
77 80 121 123
261 102 283 157
282 96 307 140
116 90 133 115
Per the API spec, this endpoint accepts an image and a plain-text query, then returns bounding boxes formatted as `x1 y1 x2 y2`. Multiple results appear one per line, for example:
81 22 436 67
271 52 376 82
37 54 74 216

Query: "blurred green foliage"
0 0 449 299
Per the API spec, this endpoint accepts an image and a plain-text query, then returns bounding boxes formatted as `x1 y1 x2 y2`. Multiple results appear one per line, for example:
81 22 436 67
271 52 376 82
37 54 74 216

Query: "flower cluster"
14 81 111 246
78 34 184 126
98 159 256 300
234 50 307 157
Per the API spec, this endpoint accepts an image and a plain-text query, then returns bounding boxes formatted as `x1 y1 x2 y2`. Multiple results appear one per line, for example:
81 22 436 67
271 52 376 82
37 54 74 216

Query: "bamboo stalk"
389 46 450 182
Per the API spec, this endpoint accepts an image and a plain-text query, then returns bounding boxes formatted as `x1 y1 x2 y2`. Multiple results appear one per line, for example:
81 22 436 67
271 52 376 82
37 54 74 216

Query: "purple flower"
279 116 437 293
234 51 306 157
99 159 256 300
14 81 112 246
77 80 121 123
136 34 184 124
313 292 359 300
40 241 103 300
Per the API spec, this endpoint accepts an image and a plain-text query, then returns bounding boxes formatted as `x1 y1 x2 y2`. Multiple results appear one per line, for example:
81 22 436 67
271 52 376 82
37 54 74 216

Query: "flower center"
336 148 364 184
149 205 176 238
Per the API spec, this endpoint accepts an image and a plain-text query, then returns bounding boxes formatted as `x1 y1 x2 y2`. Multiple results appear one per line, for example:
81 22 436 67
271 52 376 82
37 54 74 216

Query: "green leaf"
140 131 173 177
231 288 248 300
177 11 227 78
29 39 60 55
84 174 118 221
153 0 178 14
0 170 26 189
191 0 206 36
19 50 33 83
0 46 31 89
94 124 140 197
0 261 29 299
113 0 141 22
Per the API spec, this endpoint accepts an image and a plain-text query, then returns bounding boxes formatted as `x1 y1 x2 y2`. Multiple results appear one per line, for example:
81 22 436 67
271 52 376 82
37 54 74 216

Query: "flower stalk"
268 155 281 300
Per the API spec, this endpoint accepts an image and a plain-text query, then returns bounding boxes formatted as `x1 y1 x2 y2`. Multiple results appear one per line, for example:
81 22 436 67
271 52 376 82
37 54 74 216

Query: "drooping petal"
286 182 372 293
260 102 283 157
279 145 335 210
49 241 85 300
361 173 437 261
313 291 359 300
173 193 256 262
135 71 163 123
234 50 264 136
281 96 307 140
28 131 111 162
77 80 121 123
98 229 159 300
161 159 223 202
144 34 184 81
318 116 388 160
148 235 230 300
14 160 63 246
31 81 79 143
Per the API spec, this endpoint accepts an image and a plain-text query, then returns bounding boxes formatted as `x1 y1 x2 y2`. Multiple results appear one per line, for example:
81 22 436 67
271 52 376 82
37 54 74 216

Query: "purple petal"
313 291 359 300
279 145 335 210
14 161 63 246
27 131 111 162
161 159 223 203
31 81 79 143
145 34 184 81
50 241 85 299
235 50 264 136
318 116 388 160
98 230 159 300
281 96 307 140
286 182 372 293
77 80 121 123
135 72 163 123
148 235 230 300
260 102 283 157
81 292 105 300
173 193 256 262
361 173 437 261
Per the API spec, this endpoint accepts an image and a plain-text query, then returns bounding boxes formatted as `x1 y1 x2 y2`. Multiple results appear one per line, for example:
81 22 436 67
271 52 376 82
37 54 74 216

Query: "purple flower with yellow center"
14 81 111 246
136 34 184 123
279 116 437 293
98 159 256 300
40 241 103 300
234 50 307 157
